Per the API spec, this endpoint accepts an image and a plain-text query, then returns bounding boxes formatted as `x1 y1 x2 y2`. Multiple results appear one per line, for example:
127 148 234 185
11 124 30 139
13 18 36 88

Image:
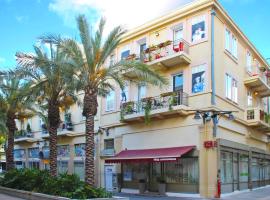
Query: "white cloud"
15 15 29 23
49 0 194 32
0 57 6 64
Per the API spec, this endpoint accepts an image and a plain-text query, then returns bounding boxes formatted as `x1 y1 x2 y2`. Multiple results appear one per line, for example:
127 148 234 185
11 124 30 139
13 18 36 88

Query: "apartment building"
13 0 270 198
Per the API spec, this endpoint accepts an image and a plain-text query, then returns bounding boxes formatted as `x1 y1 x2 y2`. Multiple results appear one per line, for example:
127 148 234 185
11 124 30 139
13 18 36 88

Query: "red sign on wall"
204 141 217 149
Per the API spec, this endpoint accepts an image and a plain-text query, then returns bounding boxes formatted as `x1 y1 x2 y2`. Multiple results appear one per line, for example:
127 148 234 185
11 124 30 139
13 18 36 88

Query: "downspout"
211 9 216 106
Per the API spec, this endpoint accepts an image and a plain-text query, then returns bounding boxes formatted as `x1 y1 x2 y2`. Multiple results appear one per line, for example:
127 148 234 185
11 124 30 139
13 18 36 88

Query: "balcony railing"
244 65 270 97
143 39 190 67
100 148 115 157
121 91 188 121
15 130 33 139
246 107 270 132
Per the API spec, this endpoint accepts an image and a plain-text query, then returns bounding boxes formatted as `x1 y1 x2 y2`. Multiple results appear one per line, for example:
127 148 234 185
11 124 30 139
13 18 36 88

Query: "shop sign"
153 158 177 162
204 141 217 149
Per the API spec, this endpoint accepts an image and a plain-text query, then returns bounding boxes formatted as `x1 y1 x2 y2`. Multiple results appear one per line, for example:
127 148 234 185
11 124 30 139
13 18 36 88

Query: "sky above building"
0 0 270 69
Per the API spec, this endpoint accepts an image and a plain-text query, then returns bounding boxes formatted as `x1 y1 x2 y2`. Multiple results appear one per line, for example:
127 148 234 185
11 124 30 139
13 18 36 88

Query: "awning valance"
105 146 195 163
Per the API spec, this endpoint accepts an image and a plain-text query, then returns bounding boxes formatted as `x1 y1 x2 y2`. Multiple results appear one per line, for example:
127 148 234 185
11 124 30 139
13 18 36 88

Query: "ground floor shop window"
74 161 84 180
122 163 148 182
239 155 249 182
57 161 68 174
220 152 233 184
15 161 25 169
164 158 199 184
29 161 39 169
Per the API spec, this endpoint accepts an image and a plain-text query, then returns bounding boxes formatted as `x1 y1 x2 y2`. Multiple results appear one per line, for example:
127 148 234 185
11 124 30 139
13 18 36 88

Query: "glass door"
173 74 183 92
148 163 161 192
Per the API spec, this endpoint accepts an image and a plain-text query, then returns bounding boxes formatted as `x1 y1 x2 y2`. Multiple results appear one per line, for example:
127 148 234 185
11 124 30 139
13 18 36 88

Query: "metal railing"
246 108 270 124
143 39 190 63
246 65 270 86
15 130 33 139
121 91 188 116
100 148 115 157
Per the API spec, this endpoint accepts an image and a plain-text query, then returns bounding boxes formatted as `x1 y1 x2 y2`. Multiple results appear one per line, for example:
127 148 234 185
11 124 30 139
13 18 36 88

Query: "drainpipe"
211 9 216 106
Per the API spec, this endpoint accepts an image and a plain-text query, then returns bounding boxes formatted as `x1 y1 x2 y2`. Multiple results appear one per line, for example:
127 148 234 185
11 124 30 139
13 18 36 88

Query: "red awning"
105 146 195 163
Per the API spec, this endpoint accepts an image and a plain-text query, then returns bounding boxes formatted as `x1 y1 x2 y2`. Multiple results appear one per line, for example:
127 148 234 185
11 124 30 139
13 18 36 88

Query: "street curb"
0 186 129 200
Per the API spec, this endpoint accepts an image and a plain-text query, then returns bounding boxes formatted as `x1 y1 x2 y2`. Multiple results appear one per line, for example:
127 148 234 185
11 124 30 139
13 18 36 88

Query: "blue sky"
0 0 270 69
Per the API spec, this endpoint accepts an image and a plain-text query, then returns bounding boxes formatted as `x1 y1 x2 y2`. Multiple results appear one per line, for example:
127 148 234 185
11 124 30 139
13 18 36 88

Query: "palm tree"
56 15 168 186
16 42 76 176
0 70 35 170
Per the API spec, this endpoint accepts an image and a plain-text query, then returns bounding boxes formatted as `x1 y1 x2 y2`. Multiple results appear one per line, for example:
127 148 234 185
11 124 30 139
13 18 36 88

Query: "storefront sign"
204 141 217 149
153 158 177 162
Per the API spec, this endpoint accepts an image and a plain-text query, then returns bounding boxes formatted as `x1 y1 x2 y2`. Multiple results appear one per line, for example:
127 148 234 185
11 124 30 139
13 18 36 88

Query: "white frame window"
232 35 238 58
247 91 253 107
120 82 129 103
225 28 238 58
106 90 115 112
225 28 231 51
137 84 146 101
225 74 238 103
246 51 252 72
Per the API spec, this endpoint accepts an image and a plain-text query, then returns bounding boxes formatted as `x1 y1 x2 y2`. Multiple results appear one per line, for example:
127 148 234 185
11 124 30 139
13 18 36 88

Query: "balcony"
14 130 37 143
245 107 270 133
144 39 191 69
244 66 270 97
100 149 115 157
121 91 189 122
42 122 76 138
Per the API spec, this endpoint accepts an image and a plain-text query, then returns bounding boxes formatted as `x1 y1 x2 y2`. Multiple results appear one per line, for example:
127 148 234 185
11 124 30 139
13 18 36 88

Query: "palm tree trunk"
6 112 16 171
49 126 58 176
83 89 98 186
85 115 95 186
48 100 60 177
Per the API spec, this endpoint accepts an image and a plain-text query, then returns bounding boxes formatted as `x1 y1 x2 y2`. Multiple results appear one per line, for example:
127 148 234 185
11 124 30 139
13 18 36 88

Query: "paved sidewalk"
222 186 270 200
116 186 270 200
0 193 24 200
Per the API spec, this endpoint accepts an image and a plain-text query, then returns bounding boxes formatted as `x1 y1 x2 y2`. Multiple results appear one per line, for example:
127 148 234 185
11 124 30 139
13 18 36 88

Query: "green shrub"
0 169 112 199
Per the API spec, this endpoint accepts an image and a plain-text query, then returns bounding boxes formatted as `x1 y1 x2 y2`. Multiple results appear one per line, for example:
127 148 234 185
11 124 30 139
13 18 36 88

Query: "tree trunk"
48 100 60 177
6 111 16 171
83 88 98 186
85 114 95 186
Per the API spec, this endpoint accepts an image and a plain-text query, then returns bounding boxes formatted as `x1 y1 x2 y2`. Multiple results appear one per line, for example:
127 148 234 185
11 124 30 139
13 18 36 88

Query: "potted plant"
138 179 146 194
141 97 153 124
157 176 166 195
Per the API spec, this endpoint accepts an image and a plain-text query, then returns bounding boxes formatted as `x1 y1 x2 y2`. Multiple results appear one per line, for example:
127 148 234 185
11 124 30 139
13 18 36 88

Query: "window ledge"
224 50 238 64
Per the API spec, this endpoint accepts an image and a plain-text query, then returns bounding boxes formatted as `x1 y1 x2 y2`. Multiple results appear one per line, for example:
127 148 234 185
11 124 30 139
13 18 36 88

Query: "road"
0 193 24 200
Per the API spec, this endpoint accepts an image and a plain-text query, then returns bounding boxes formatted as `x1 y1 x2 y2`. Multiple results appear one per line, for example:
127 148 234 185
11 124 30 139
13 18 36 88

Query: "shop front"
219 140 270 194
105 146 199 194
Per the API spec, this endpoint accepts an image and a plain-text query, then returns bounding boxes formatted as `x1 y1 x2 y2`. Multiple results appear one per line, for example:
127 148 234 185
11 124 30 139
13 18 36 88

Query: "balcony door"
173 74 183 92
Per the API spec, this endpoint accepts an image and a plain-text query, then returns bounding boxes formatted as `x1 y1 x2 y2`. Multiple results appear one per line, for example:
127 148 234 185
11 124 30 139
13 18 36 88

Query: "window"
225 29 231 51
120 82 129 103
42 146 49 159
74 161 85 180
173 74 183 92
232 35 238 58
191 15 206 43
225 28 238 58
138 84 146 100
28 148 39 158
104 139 114 150
173 24 183 42
29 161 39 169
139 43 147 62
57 145 70 157
226 74 238 103
121 50 130 60
220 152 233 184
106 90 115 111
109 54 115 66
192 64 206 93
247 51 252 72
74 143 86 157
14 149 25 159
57 161 68 174
247 91 253 107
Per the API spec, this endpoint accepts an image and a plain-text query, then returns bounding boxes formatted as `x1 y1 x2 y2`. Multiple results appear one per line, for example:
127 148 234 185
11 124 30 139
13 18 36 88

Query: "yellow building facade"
13 0 270 198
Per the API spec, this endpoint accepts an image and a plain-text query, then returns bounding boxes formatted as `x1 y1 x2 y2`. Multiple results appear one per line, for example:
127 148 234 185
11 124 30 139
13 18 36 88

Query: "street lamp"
193 110 237 137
